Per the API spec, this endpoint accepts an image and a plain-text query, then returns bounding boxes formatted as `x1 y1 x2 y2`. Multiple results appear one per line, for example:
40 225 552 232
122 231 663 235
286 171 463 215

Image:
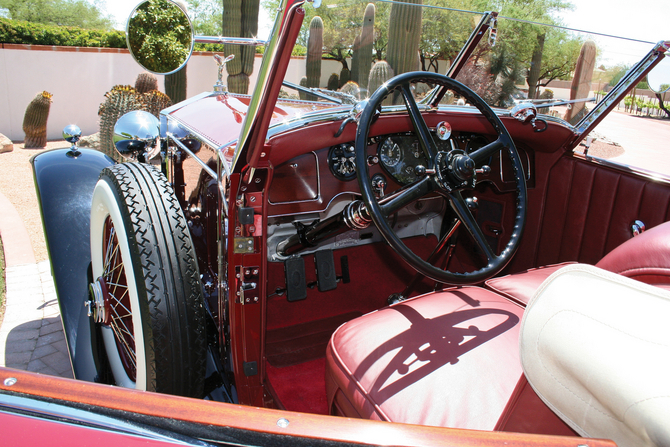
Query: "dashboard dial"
380 139 401 167
328 144 357 181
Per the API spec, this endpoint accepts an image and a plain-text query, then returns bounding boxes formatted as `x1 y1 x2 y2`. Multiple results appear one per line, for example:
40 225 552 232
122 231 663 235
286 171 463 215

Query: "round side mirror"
126 0 195 75
647 53 670 94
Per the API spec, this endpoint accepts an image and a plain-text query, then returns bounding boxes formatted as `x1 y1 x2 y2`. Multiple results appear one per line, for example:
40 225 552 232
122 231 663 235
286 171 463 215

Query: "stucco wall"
0 44 347 142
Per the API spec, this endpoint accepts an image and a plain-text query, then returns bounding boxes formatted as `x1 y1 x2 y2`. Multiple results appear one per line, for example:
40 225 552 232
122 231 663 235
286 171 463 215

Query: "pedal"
284 257 307 302
315 250 337 292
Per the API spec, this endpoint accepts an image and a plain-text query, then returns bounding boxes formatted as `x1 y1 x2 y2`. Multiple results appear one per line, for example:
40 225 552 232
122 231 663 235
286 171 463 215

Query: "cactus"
135 71 158 93
165 64 187 103
327 73 340 91
98 85 142 160
306 16 324 100
141 90 173 116
223 0 259 94
350 34 361 85
339 67 351 88
339 81 360 100
387 0 422 78
368 61 394 106
357 3 375 95
22 91 52 148
299 76 309 100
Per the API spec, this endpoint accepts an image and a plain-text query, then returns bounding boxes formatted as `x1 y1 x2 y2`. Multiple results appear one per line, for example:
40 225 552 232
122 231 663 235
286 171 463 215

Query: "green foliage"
0 17 125 46
127 0 192 74
186 0 223 36
0 0 113 29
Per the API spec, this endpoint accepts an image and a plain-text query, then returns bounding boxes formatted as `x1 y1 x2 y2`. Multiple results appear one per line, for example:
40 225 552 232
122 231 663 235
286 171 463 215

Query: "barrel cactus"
23 91 52 148
307 16 324 93
135 71 158 93
141 90 173 116
357 3 375 95
327 73 340 91
165 64 187 103
368 61 394 106
98 85 142 160
339 81 360 100
223 0 259 94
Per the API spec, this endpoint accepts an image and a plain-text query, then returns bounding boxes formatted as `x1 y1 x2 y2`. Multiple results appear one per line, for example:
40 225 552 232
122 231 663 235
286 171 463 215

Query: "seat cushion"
485 262 574 305
326 287 525 430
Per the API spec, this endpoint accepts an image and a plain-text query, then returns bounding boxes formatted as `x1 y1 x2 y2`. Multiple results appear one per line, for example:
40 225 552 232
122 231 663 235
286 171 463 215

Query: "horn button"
435 149 477 192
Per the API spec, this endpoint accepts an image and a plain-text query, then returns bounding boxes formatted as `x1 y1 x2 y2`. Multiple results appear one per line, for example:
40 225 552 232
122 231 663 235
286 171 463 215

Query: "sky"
101 0 667 65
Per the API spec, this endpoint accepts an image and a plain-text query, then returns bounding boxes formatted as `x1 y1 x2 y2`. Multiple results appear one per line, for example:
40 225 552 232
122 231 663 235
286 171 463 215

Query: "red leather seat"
325 287 525 430
486 221 670 305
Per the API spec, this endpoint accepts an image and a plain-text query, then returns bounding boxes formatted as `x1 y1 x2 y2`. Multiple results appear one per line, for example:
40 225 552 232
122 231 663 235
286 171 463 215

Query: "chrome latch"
632 220 646 237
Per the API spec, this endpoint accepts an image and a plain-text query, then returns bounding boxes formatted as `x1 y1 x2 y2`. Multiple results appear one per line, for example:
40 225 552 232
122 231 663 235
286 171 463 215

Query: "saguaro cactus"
165 64 188 103
564 40 596 125
98 85 142 159
23 91 52 148
223 0 260 94
339 67 351 87
307 17 324 91
368 61 394 105
299 76 309 100
135 72 158 93
350 34 361 85
387 0 422 77
357 3 375 95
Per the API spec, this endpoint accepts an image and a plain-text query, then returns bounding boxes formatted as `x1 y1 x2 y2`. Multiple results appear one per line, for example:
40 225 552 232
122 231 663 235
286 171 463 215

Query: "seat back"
521 264 670 447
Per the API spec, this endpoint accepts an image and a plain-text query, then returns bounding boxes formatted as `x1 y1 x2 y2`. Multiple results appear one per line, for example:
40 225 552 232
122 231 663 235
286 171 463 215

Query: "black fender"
31 148 115 382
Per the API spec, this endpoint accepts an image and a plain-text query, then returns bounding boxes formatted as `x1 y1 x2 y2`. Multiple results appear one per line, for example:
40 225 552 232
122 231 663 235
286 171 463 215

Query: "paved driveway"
592 110 670 176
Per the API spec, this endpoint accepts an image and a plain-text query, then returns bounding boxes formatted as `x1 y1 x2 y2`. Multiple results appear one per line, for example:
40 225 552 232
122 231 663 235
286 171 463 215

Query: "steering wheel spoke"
448 191 496 263
400 83 437 164
379 176 434 217
469 136 509 165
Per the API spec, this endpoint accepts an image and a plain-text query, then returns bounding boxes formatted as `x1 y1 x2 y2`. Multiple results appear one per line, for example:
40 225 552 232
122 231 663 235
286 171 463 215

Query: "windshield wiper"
281 81 358 105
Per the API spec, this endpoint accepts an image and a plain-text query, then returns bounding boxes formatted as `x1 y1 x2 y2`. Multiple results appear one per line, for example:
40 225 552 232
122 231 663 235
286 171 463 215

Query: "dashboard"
268 130 531 217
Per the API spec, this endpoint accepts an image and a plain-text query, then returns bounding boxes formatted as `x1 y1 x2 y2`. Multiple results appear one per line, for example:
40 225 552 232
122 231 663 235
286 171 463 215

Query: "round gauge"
379 138 402 167
328 144 357 181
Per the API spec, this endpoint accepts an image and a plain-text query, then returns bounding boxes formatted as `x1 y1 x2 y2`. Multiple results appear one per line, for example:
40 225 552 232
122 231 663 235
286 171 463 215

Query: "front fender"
31 148 115 382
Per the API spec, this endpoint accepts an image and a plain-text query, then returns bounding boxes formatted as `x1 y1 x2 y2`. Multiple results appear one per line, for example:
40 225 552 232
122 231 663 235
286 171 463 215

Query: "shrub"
0 18 125 48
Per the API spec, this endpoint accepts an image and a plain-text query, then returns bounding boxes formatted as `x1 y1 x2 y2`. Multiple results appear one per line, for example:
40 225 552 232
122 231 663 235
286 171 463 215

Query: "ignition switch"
371 174 387 198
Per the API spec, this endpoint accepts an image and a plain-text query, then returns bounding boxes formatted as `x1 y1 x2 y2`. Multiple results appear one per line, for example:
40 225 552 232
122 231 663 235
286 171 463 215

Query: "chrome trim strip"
167 134 219 181
572 152 670 186
194 36 267 46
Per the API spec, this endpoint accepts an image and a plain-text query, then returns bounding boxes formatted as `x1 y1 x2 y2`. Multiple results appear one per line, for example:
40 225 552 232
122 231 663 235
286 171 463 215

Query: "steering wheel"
355 71 526 284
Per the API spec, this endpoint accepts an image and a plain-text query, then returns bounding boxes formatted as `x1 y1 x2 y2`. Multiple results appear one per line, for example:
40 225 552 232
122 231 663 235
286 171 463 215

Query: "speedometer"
379 138 401 167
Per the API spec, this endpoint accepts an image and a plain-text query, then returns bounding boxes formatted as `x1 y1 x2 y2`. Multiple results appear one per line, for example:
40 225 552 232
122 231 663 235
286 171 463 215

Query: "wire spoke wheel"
90 162 207 397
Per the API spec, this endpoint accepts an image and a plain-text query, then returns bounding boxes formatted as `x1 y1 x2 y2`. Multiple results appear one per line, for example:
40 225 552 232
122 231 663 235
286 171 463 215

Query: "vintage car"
2 0 669 445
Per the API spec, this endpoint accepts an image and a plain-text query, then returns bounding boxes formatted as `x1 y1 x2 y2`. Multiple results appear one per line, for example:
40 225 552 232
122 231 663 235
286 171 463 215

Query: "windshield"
256 0 668 173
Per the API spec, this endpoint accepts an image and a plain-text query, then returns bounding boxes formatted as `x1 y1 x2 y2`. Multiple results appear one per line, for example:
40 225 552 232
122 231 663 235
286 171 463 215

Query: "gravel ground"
0 141 69 263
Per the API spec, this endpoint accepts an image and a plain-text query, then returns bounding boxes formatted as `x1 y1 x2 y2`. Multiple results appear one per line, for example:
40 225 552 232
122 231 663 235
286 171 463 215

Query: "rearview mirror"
126 0 194 75
647 53 670 94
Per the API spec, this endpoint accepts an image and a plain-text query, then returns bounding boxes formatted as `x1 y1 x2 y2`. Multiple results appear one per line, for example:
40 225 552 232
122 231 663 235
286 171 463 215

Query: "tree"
185 0 222 35
0 0 113 29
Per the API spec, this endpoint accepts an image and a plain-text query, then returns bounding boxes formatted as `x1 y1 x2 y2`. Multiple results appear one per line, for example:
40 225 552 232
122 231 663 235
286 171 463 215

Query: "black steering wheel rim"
355 71 527 284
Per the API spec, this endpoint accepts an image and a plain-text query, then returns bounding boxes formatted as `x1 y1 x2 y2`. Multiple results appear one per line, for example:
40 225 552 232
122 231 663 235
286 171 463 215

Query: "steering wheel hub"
435 149 477 192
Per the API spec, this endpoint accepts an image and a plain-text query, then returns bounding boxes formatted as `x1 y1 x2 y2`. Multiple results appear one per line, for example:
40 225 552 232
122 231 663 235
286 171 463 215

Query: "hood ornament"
213 54 235 93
